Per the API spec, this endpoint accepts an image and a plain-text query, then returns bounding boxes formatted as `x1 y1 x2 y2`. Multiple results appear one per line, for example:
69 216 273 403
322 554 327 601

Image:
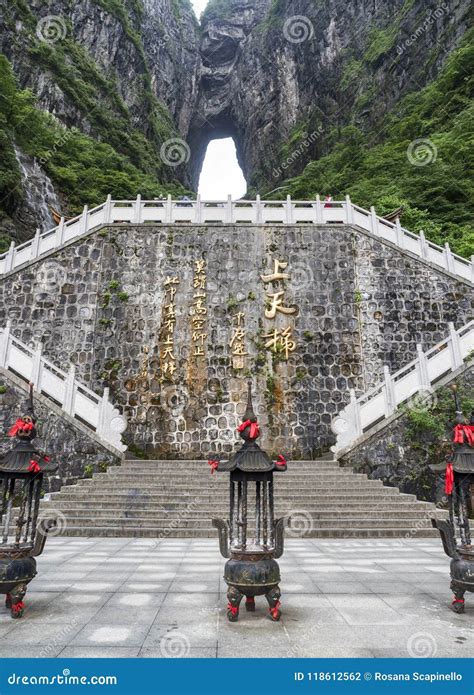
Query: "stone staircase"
39 457 442 538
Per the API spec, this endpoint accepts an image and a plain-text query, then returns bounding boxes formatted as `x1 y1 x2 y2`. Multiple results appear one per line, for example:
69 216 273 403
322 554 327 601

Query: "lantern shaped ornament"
0 383 57 618
431 385 474 613
210 381 287 622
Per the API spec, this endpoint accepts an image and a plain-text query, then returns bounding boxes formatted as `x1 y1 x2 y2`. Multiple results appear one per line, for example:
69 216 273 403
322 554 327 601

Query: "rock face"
191 0 471 190
1 222 472 459
1 0 471 230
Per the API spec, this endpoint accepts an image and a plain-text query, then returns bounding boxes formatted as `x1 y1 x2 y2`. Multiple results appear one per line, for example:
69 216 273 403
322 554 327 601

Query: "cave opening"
198 137 247 200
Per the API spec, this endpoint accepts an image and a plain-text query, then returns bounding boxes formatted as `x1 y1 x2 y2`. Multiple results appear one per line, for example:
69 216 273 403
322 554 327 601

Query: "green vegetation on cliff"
0 55 187 251
272 30 474 257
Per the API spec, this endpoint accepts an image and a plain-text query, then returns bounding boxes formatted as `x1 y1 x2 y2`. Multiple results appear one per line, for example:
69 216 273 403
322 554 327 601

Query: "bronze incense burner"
210 381 287 622
0 384 57 618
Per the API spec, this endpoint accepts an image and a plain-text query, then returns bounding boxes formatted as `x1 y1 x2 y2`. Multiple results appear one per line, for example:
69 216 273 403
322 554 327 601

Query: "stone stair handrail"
0 322 127 452
0 195 472 282
331 320 474 454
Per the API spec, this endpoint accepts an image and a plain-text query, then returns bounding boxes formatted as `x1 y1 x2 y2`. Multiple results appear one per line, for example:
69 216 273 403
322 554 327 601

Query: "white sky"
197 137 247 200
191 0 209 17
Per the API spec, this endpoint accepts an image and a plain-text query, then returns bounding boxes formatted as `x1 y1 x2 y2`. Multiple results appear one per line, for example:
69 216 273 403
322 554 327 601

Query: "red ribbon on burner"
208 459 219 474
444 463 454 495
28 459 42 474
237 420 260 439
8 419 34 437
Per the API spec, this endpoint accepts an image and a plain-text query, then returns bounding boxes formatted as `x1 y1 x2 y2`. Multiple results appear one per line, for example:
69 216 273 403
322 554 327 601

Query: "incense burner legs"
224 554 281 622
0 556 37 619
432 519 474 613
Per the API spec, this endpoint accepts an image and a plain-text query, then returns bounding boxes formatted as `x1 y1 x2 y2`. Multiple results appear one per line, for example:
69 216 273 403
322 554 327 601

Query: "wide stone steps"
36 457 442 538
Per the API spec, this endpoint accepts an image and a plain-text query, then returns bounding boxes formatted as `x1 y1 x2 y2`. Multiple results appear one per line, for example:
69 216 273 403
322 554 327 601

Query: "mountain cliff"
0 0 472 254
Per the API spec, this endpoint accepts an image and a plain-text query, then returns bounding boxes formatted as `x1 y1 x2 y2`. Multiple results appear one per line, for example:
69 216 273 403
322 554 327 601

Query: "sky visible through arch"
190 0 247 200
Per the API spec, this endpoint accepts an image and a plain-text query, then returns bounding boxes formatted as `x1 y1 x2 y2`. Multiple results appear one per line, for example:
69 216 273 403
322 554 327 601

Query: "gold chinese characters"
261 259 297 360
192 260 207 358
160 276 180 380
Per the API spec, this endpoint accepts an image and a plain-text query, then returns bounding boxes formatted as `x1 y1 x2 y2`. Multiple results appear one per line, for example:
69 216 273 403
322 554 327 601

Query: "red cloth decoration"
453 424 474 447
444 463 454 495
8 419 34 437
28 460 42 474
208 459 219 474
452 597 465 604
11 601 24 615
227 602 239 617
237 420 260 439
275 454 287 468
269 600 281 619
43 455 50 462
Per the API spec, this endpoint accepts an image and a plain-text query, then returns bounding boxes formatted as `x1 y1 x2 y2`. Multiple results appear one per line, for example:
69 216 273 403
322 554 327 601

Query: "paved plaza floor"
0 538 471 658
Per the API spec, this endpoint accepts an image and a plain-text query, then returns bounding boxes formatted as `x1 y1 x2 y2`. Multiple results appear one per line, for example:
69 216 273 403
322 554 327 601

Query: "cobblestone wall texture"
0 224 472 458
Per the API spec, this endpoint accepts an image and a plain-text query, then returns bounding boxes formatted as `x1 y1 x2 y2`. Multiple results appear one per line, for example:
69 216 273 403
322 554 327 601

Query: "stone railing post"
315 194 323 223
97 387 111 439
226 194 233 223
81 205 89 235
395 217 404 248
471 255 474 284
444 242 455 273
194 194 202 224
255 194 262 224
370 206 378 235
55 217 65 246
286 195 293 224
383 365 396 416
133 194 142 224
448 322 463 368
0 321 11 367
30 342 43 387
349 389 363 438
31 228 41 259
418 229 430 260
63 365 76 416
103 194 113 223
416 344 430 390
5 242 15 273
166 194 173 223
345 195 353 224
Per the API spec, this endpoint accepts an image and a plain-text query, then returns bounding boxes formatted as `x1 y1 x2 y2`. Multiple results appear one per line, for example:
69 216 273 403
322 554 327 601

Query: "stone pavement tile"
138 647 216 658
315 582 372 594
91 605 160 626
216 619 289 658
104 592 166 609
3 621 84 647
0 645 65 658
144 620 218 650
59 646 140 658
70 581 128 593
161 592 219 608
168 579 219 593
379 594 473 628
27 581 75 593
69 623 151 648
325 594 409 626
57 591 112 608
355 623 473 658
119 581 172 593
